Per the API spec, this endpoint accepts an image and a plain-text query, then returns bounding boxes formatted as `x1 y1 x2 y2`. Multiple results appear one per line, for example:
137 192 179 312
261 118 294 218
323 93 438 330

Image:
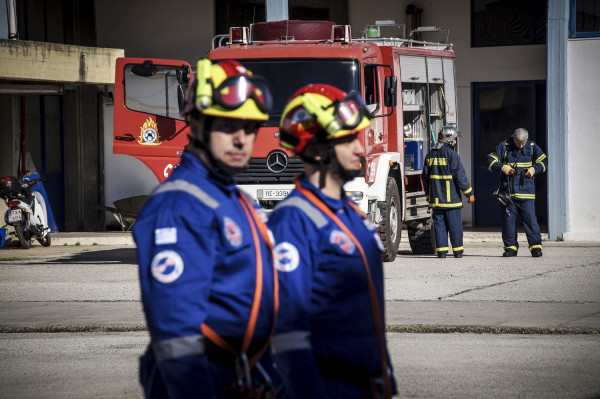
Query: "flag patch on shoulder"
155 227 177 245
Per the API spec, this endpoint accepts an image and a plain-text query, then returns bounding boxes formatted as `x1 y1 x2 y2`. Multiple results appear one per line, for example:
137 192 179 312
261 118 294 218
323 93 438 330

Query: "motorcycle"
0 174 51 248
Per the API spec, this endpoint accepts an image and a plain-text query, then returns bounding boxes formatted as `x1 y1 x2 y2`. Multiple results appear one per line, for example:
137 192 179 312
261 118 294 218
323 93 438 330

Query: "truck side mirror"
176 66 190 84
177 84 188 112
384 76 397 107
131 60 158 77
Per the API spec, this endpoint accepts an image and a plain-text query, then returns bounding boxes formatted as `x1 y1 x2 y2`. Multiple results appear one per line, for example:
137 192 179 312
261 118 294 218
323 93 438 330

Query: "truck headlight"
346 191 364 202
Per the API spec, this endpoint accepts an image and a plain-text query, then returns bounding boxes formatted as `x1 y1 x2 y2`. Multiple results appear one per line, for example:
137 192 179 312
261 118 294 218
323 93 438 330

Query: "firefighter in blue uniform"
487 128 548 257
422 126 474 258
133 59 278 398
268 84 396 399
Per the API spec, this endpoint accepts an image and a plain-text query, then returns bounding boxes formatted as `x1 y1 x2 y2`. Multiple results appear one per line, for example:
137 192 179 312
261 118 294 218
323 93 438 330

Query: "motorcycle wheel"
36 233 51 247
15 222 32 249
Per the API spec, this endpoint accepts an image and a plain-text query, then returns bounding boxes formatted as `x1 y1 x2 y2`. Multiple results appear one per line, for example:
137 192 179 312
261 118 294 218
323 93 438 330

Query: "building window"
471 0 547 47
570 0 600 37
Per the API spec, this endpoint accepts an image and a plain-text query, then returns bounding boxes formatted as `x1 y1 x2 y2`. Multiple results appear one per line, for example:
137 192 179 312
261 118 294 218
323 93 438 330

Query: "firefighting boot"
437 252 446 259
502 249 517 257
454 253 463 258
531 248 543 257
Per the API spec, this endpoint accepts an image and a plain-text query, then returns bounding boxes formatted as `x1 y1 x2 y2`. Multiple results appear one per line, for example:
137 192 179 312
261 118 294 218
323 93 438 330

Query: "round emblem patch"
224 217 242 247
274 242 300 272
151 250 184 283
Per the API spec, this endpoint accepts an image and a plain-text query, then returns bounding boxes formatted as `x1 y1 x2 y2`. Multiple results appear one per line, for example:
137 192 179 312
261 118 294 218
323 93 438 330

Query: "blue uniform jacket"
487 138 548 200
423 142 472 209
133 151 276 398
268 176 395 398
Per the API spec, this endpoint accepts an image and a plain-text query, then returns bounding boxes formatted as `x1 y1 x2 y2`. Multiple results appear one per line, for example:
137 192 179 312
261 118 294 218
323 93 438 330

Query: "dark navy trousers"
501 199 542 253
432 208 464 255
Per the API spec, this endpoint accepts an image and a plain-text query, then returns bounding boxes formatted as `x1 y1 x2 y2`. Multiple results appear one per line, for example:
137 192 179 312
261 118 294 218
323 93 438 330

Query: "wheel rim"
389 197 398 243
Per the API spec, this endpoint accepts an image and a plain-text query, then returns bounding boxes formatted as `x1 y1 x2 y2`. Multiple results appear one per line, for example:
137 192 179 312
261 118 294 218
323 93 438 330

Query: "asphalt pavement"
0 229 599 334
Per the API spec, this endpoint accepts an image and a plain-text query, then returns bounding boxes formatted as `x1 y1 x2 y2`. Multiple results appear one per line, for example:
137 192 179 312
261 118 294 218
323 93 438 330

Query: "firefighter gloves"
501 165 515 175
468 195 475 203
526 167 535 178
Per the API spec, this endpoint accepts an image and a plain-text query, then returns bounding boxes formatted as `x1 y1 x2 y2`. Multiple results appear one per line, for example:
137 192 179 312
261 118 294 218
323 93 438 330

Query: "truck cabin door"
363 62 397 153
113 58 192 183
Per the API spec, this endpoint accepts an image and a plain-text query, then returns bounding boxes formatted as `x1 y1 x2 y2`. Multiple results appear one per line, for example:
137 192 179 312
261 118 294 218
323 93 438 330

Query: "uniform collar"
297 175 348 212
180 151 239 195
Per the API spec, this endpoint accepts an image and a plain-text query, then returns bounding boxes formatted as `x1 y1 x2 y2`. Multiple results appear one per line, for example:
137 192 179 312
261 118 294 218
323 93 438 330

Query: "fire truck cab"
113 20 459 261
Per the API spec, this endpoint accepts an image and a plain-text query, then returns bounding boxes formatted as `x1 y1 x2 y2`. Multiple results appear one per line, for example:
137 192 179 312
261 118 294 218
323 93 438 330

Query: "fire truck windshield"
238 59 360 126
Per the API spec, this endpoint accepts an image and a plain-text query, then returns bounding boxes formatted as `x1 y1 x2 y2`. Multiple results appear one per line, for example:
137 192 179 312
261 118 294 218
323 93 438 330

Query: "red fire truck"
113 20 458 261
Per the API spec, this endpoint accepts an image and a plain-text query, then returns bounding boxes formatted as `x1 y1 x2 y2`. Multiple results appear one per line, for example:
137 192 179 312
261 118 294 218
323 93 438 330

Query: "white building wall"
564 38 600 241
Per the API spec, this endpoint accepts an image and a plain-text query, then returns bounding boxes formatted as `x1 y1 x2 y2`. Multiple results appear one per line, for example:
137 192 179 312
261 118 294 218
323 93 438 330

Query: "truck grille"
235 157 304 184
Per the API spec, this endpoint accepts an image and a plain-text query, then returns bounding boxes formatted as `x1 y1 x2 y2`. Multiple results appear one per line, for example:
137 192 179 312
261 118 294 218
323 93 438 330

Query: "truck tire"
408 218 435 255
15 222 32 249
379 177 401 262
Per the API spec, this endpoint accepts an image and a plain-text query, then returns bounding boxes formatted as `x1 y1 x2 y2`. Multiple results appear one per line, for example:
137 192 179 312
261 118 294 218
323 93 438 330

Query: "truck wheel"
379 177 401 262
408 218 435 255
15 222 32 249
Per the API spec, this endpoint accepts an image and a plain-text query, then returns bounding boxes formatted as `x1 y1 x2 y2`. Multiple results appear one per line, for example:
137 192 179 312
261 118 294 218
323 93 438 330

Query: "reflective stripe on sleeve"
275 196 328 228
152 334 205 362
271 330 312 354
152 179 219 209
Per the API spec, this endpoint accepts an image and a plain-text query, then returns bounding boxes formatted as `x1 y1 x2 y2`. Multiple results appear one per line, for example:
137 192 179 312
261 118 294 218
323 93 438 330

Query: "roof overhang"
0 39 125 86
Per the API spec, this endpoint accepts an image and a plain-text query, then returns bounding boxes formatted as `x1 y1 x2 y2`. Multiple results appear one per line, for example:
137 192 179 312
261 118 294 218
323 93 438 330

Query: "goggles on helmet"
212 75 273 114
299 90 370 135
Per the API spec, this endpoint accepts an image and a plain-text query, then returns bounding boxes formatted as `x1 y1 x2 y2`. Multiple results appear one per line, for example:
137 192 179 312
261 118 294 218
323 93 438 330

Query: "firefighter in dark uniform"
422 126 474 258
268 84 397 399
133 59 279 398
487 128 548 257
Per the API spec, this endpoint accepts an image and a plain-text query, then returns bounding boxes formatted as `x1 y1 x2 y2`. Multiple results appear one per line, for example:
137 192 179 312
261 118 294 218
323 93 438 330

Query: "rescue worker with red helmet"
422 126 474 258
268 84 397 398
133 59 279 398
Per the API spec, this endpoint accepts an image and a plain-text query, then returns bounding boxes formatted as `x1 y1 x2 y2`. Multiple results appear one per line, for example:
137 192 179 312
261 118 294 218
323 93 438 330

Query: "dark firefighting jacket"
423 141 473 209
487 138 548 200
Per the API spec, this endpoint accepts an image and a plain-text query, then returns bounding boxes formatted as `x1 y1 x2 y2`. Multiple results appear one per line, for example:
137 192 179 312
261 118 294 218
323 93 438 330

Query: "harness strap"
201 191 279 391
295 181 393 399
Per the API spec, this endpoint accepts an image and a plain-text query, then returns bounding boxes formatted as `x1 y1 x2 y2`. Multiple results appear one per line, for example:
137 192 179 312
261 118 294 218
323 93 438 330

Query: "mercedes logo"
266 150 288 173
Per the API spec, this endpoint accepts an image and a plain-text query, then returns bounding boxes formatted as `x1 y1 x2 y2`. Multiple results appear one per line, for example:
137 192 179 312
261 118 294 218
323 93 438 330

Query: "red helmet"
279 84 371 154
181 59 272 121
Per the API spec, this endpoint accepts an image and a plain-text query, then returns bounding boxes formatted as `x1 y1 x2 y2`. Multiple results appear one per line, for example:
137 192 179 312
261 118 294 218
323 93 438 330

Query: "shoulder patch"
155 227 177 245
330 230 355 255
151 250 184 283
224 216 243 247
274 242 300 272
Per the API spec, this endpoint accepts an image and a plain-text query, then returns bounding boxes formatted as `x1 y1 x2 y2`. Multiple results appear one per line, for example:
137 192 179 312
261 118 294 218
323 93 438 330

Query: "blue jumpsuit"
268 176 396 399
133 151 277 399
422 142 473 256
487 139 548 253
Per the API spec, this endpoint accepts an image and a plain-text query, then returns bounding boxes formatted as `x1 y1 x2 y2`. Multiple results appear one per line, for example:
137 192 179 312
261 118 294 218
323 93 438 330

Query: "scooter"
0 174 51 248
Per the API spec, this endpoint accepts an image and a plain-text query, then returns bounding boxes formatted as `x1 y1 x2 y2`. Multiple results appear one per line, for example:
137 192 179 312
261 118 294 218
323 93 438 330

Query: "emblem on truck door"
266 150 288 173
138 118 163 145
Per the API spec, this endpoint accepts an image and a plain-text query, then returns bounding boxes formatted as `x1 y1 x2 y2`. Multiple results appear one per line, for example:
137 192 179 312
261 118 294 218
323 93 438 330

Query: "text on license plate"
262 190 290 200
8 209 22 222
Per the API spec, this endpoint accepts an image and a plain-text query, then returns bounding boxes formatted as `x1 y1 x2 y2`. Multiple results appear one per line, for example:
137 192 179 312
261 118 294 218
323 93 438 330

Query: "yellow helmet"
181 59 272 121
279 84 371 154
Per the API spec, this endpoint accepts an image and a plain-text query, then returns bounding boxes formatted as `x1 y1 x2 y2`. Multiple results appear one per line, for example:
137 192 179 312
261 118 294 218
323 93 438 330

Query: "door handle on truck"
116 134 136 141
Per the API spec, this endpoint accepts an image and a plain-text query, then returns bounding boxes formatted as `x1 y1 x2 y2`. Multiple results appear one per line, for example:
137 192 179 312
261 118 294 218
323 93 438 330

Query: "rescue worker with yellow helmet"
133 59 279 398
268 83 397 398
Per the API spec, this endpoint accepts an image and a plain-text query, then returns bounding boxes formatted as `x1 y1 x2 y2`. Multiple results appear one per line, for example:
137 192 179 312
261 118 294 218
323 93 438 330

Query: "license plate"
261 189 290 200
8 209 22 223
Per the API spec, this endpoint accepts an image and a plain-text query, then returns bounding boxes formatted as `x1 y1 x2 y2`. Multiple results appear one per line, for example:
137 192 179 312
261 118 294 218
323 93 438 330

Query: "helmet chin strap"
188 133 247 182
301 141 360 189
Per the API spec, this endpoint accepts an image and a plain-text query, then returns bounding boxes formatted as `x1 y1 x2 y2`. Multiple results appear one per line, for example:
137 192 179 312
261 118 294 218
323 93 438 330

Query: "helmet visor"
213 75 273 113
329 91 370 130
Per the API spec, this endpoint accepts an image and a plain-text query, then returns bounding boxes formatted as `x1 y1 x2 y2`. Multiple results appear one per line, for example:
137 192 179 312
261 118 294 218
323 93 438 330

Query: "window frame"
570 0 600 38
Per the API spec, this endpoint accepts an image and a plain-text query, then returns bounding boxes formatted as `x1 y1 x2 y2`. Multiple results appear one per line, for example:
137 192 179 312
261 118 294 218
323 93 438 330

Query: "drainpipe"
8 0 17 39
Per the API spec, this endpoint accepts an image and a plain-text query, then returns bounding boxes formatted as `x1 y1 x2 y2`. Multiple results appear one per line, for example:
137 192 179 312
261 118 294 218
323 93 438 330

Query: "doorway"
472 81 547 228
